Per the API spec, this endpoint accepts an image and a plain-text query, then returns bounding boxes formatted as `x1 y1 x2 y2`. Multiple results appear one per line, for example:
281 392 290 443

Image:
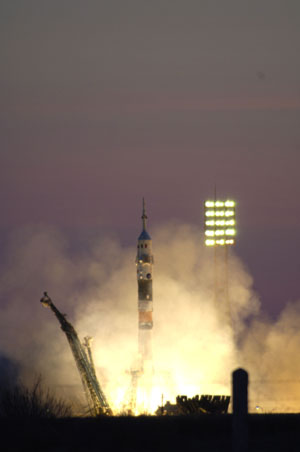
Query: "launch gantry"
122 365 143 415
40 292 113 416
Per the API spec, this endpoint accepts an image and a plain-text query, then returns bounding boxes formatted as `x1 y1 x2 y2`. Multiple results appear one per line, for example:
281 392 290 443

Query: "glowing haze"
1 222 300 413
1 1 300 414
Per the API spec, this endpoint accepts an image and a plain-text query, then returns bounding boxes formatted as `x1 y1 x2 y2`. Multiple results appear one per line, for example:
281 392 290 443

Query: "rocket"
136 198 153 364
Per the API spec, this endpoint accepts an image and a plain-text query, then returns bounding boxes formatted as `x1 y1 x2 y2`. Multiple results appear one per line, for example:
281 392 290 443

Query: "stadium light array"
204 200 236 246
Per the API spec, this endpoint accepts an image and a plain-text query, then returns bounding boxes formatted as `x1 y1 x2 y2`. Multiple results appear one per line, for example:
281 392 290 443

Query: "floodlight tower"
204 199 236 324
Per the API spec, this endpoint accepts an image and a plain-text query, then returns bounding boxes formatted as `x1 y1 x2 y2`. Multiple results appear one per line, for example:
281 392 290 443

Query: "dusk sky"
1 1 300 318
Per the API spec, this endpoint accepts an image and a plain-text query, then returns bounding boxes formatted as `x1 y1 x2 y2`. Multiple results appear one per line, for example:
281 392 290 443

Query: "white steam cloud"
0 222 298 413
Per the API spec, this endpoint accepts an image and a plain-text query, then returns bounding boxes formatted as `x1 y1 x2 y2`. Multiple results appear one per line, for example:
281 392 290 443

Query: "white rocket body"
136 201 153 363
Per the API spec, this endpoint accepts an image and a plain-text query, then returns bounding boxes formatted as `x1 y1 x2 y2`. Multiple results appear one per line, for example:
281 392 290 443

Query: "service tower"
136 198 154 367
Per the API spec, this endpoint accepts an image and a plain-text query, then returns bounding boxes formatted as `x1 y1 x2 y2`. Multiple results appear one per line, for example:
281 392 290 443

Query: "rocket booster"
136 199 153 361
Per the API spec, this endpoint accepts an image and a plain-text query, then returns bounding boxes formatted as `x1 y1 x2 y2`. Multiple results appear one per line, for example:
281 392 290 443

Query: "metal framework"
40 292 113 416
204 199 236 326
122 366 143 415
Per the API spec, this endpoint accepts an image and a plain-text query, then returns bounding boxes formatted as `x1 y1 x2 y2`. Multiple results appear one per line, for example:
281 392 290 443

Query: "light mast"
136 198 154 367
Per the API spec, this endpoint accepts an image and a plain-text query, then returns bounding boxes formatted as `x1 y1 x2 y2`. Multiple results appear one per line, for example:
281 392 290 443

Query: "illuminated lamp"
204 199 236 246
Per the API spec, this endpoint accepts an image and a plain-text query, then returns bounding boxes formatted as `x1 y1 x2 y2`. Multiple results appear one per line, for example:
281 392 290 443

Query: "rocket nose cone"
138 229 151 240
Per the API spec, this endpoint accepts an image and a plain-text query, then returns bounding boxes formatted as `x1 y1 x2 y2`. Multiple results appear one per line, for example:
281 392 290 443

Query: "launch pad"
39 199 234 416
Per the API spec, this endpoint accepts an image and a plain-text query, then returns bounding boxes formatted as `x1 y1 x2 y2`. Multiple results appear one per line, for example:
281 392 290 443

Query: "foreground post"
232 368 248 452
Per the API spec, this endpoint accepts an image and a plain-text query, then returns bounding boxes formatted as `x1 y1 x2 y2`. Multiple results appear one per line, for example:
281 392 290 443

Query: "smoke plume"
0 222 298 412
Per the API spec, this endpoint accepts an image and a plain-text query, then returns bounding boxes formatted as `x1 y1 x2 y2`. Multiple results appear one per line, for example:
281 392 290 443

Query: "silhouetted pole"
232 368 248 452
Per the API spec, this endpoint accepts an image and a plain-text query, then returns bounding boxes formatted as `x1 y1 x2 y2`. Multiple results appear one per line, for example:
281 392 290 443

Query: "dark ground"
1 414 300 452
